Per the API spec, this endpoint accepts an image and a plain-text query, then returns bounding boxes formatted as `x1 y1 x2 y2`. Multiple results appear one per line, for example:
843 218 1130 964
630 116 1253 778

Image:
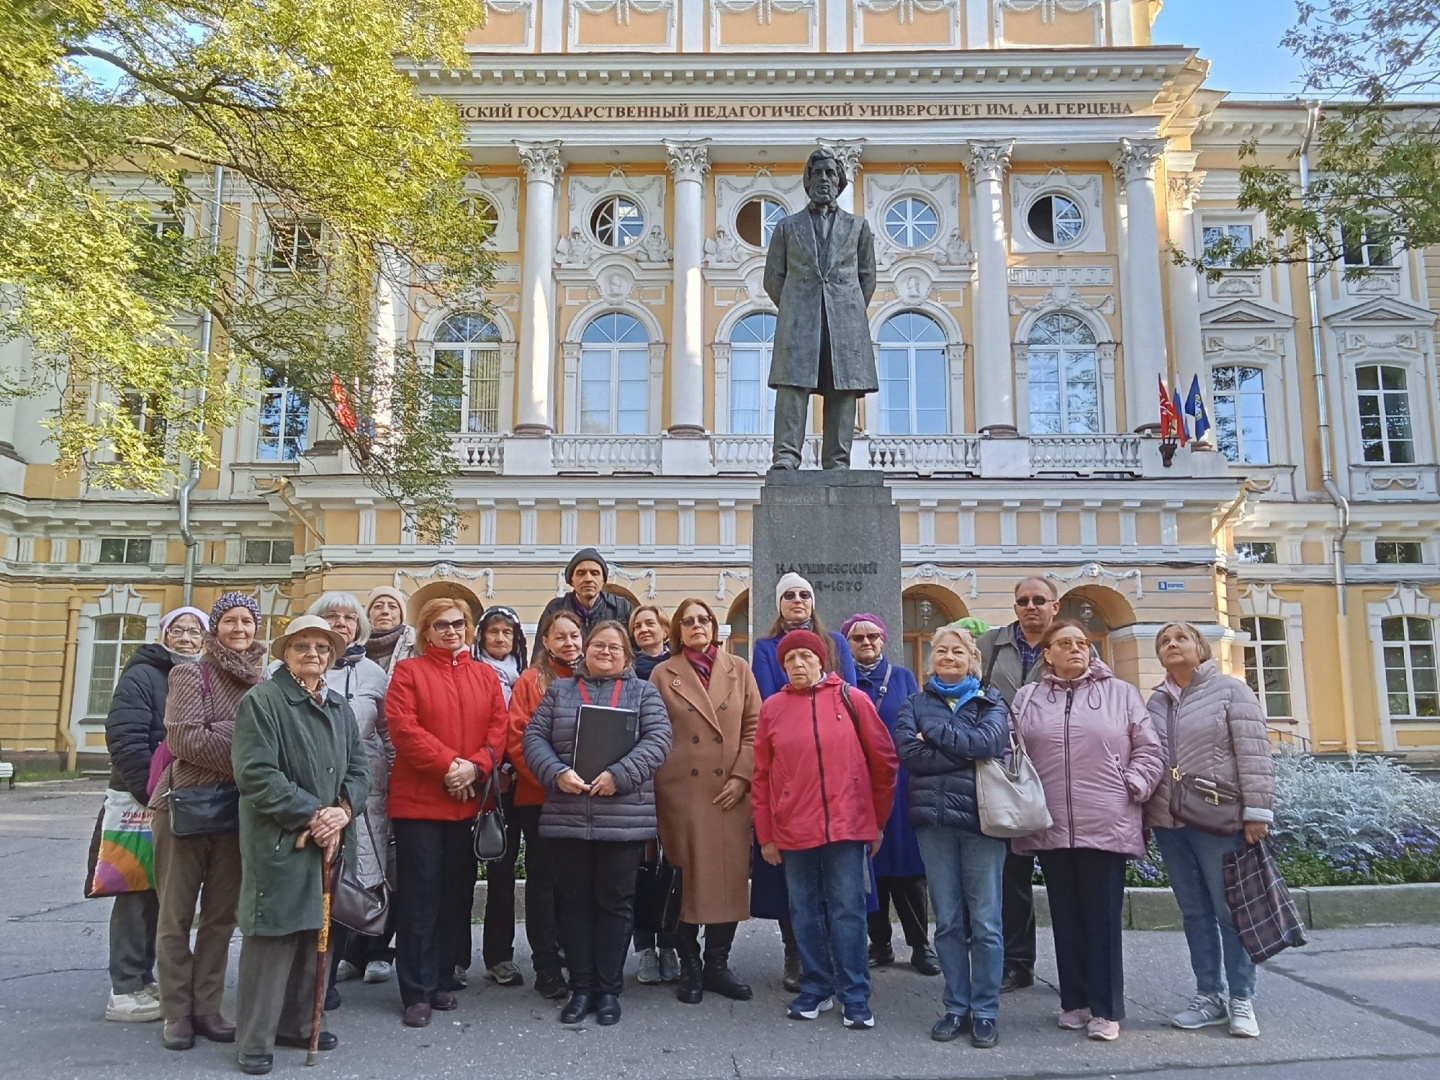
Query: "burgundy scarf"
684 645 719 688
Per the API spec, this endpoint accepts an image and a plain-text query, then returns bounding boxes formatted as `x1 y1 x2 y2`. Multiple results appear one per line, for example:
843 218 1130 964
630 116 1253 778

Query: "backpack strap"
838 683 870 769
980 640 1000 691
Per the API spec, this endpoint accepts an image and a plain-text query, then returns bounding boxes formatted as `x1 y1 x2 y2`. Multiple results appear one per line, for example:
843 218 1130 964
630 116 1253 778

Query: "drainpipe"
56 595 82 771
180 163 225 606
1299 101 1358 752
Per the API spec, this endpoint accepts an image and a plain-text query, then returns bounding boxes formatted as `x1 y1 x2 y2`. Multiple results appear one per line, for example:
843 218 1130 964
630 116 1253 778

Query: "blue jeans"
782 841 871 1009
916 826 1007 1021
1153 826 1257 1000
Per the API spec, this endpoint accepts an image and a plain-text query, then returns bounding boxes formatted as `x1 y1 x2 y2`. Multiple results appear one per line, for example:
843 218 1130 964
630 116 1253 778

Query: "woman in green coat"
231 616 369 1076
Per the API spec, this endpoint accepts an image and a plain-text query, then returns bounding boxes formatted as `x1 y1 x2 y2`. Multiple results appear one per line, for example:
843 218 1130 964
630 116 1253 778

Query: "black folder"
572 706 640 783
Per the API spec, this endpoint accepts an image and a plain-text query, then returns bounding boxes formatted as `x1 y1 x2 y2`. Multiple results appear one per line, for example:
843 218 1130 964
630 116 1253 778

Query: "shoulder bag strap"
838 683 870 769
981 641 1000 690
877 664 894 702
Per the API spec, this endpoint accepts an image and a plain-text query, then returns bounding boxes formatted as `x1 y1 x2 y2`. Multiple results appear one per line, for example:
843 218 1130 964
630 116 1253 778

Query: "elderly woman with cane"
232 616 369 1076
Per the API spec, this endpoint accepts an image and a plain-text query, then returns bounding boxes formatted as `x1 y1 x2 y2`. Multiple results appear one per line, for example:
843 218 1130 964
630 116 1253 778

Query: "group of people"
100 546 1277 1072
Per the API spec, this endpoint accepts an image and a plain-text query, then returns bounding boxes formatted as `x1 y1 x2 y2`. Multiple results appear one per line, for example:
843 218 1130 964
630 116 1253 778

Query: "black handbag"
168 781 240 838
633 851 683 935
472 755 507 863
331 815 390 937
165 665 240 839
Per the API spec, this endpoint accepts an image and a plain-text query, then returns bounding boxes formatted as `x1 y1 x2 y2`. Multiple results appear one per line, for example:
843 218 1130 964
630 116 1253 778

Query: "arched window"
902 589 961 681
1058 590 1113 666
1382 616 1438 720
87 614 148 715
729 313 777 434
726 595 750 662
1027 313 1100 434
433 313 502 433
579 314 649 434
1357 365 1414 464
877 312 948 435
1212 365 1269 464
257 366 308 461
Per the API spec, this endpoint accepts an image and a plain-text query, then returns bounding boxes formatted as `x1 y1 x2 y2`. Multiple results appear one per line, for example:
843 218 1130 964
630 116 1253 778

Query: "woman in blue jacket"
894 625 1011 1049
841 614 938 976
748 573 858 992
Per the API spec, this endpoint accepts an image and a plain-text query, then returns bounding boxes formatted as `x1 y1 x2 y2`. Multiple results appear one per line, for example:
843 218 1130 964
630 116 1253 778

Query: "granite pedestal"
750 470 904 665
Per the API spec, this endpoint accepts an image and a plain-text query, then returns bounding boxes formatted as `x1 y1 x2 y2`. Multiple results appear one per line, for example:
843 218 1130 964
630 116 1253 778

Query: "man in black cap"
540 547 635 636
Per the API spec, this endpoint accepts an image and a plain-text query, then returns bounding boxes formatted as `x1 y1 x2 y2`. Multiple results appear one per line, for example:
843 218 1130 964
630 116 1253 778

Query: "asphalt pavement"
3 778 1439 1080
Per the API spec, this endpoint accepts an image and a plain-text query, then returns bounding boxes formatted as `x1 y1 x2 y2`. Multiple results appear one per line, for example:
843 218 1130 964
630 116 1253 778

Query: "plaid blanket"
1223 838 1308 963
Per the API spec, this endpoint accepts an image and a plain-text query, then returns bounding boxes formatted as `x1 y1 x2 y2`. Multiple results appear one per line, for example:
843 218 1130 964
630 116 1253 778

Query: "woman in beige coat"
650 598 763 1005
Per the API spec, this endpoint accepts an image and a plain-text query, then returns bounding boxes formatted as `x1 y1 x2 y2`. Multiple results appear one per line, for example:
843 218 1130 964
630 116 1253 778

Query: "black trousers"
1002 848 1037 974
551 838 644 996
1037 848 1128 1021
511 805 562 976
481 789 525 969
393 818 477 1007
867 875 930 951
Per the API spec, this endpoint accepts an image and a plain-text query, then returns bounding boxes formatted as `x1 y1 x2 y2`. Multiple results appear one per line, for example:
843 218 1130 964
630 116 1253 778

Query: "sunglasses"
431 618 467 633
849 633 883 644
679 615 712 628
781 590 813 602
290 642 332 655
1015 597 1053 607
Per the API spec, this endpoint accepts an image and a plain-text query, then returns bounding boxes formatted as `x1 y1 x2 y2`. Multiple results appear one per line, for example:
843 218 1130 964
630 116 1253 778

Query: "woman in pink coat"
1011 620 1164 1043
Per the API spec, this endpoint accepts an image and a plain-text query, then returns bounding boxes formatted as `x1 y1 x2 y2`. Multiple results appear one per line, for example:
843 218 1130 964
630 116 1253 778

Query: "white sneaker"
105 990 161 1023
1173 992 1229 1029
364 960 394 984
335 960 363 983
1228 997 1259 1038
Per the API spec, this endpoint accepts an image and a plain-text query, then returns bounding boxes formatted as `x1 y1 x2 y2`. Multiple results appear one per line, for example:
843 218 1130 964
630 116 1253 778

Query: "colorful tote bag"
85 788 156 898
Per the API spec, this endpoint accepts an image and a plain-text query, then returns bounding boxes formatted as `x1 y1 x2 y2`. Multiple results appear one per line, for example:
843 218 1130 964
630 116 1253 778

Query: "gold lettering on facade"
455 100 1138 123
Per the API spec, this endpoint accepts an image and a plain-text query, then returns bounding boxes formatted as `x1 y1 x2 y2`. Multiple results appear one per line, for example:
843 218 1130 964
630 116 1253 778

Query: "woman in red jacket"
386 599 508 1029
753 630 897 1031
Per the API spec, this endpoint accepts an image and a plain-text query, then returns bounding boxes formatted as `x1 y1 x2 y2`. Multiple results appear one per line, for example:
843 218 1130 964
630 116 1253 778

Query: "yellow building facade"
3 1 1438 766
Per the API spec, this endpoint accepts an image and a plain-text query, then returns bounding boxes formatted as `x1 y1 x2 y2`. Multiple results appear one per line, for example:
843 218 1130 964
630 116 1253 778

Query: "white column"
1114 138 1169 432
514 141 563 435
967 140 1016 435
664 140 710 436
825 0 846 52
818 140 864 214
1167 168 1207 390
965 2 990 48
1109 0 1135 46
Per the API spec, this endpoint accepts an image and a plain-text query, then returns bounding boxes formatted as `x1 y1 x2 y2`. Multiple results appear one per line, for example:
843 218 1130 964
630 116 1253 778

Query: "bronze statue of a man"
762 149 878 470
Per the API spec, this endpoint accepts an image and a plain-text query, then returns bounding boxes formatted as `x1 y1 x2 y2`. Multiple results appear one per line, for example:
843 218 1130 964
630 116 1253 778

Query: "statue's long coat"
762 207 878 393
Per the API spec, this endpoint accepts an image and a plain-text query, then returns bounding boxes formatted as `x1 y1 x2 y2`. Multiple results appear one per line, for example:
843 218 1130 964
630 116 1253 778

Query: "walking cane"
307 847 333 1066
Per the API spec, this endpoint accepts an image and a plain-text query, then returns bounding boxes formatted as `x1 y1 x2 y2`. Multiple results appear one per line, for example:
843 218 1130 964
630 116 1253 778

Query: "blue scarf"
929 674 982 713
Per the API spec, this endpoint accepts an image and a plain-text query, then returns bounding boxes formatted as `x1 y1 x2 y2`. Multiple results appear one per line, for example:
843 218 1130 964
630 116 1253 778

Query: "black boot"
780 919 801 993
675 923 704 1004
701 923 752 1001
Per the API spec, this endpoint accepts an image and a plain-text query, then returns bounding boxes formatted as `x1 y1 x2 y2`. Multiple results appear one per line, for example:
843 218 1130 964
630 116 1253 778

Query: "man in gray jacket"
976 576 1061 993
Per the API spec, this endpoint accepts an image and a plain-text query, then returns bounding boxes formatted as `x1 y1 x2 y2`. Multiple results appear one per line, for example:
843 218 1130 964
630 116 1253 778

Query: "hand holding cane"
307 843 333 1066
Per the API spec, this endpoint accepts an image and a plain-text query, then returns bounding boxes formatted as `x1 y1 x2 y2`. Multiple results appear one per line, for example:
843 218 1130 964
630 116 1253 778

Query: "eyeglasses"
290 642 332 656
781 590 812 602
326 612 359 623
849 633 883 644
431 618 466 633
166 627 203 639
1015 597 1053 607
588 642 627 654
679 615 712 628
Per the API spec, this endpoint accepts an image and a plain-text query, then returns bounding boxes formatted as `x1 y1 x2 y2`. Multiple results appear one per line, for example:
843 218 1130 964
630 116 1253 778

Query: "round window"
461 195 499 234
1026 194 1085 247
882 197 940 249
590 195 645 249
736 197 786 248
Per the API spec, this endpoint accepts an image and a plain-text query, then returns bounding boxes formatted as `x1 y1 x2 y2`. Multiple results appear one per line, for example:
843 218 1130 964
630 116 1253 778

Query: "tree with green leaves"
0 1 492 532
1187 0 1440 277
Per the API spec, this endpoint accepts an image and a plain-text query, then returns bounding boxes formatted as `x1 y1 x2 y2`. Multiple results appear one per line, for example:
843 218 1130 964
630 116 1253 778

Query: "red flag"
330 375 358 432
1159 375 1181 439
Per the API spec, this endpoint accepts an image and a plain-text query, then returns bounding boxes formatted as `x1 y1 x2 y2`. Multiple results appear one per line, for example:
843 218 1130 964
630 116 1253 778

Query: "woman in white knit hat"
747 572 860 991
364 587 418 677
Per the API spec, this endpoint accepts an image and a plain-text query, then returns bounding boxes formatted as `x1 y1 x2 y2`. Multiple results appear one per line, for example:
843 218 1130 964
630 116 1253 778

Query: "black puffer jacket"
893 685 1011 836
539 590 636 639
104 643 180 802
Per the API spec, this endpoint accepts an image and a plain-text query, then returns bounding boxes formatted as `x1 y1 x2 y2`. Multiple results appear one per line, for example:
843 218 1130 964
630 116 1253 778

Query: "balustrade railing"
1028 434 1143 475
551 435 662 474
452 434 504 471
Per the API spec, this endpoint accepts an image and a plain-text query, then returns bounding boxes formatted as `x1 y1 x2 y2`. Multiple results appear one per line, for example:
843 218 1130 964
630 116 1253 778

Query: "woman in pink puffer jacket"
1010 620 1164 1043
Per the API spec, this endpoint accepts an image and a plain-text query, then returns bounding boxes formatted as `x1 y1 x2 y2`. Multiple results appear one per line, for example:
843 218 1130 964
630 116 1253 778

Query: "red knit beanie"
776 629 827 669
